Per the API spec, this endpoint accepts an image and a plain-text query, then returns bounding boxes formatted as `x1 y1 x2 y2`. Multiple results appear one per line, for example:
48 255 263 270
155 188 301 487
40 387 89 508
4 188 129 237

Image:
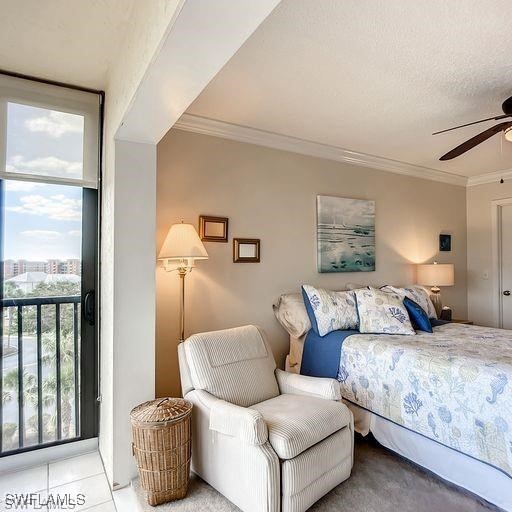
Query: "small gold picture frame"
233 238 260 263
199 215 229 243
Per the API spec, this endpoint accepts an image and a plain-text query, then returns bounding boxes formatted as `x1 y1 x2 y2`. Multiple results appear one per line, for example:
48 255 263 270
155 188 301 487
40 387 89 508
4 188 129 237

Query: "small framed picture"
199 215 229 243
233 238 260 263
439 234 451 252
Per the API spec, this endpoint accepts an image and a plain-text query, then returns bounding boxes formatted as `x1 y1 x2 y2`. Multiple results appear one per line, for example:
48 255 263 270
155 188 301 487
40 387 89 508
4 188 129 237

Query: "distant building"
46 259 60 274
3 259 47 278
64 259 81 275
3 258 81 278
3 260 15 279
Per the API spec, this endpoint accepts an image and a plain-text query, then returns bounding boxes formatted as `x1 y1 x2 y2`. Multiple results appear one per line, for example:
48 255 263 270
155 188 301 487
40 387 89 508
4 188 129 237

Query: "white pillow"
302 285 359 336
354 287 416 335
273 293 311 338
381 285 437 319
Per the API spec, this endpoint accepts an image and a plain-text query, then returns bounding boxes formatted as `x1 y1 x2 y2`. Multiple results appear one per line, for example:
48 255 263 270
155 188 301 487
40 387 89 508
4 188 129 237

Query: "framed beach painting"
317 195 375 273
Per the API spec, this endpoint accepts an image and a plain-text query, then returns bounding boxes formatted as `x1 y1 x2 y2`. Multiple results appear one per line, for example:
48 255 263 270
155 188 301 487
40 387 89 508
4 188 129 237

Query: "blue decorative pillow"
301 285 359 336
403 297 433 333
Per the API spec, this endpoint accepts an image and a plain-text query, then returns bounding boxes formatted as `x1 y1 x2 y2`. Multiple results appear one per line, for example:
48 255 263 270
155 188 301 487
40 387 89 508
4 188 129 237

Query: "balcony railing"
1 295 81 455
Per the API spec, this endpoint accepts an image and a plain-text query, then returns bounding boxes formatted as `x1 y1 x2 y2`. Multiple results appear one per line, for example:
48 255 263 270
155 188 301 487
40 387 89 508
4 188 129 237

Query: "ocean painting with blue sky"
317 195 375 273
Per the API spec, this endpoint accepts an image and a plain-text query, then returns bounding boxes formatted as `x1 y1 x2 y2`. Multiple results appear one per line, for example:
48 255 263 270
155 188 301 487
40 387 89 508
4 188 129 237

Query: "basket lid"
130 397 192 425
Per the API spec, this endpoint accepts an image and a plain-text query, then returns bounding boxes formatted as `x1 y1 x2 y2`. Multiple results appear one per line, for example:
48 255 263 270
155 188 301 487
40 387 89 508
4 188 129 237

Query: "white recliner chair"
178 325 354 512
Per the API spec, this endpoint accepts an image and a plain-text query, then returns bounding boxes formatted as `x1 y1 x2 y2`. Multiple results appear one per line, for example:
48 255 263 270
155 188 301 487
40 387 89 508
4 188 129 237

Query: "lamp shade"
417 263 454 287
158 223 208 261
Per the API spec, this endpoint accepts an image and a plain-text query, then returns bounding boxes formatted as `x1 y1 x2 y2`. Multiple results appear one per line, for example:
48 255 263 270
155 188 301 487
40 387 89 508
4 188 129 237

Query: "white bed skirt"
346 401 512 512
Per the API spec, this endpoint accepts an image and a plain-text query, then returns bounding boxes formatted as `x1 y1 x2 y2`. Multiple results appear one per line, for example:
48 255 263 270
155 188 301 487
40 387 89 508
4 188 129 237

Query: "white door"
501 204 512 329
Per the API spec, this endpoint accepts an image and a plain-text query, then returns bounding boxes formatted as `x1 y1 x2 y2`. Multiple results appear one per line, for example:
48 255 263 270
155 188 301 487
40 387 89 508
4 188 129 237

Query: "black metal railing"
0 295 81 455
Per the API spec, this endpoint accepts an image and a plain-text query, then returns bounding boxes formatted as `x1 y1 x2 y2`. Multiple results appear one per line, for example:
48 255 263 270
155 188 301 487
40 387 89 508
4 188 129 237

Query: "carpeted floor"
133 437 501 512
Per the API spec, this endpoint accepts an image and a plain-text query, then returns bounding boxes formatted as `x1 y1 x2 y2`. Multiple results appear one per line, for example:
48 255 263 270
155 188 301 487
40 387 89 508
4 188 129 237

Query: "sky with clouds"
318 196 375 227
3 103 83 260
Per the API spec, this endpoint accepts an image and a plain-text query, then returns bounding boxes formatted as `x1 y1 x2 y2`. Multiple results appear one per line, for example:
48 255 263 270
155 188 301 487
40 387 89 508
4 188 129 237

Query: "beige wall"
467 180 512 327
100 0 182 485
156 129 468 397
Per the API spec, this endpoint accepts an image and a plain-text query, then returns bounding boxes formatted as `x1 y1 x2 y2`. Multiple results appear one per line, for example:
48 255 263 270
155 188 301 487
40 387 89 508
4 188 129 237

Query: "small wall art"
199 215 229 243
439 234 452 252
233 238 260 263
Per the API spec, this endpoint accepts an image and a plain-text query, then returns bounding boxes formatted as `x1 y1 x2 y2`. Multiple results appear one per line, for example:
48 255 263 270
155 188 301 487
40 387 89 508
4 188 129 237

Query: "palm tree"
2 330 78 446
1 423 18 451
2 292 80 448
3 282 24 347
42 365 76 439
3 368 39 406
2 389 12 404
41 330 78 439
2 364 77 446
1 368 39 449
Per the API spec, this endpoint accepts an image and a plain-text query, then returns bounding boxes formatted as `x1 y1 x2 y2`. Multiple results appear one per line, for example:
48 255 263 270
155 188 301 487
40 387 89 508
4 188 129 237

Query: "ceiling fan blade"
439 121 512 161
432 114 510 135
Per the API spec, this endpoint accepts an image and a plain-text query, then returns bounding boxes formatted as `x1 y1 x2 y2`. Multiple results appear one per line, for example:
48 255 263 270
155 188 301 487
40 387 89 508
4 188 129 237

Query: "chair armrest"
275 368 341 401
194 390 268 445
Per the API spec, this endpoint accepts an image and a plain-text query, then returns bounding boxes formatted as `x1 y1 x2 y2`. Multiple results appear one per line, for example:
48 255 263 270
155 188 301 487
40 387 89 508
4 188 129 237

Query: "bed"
278 303 512 511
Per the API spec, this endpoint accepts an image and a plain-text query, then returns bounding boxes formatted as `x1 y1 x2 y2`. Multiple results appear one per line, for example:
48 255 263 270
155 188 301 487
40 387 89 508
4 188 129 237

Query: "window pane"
2 180 82 450
6 102 84 181
3 181 82 295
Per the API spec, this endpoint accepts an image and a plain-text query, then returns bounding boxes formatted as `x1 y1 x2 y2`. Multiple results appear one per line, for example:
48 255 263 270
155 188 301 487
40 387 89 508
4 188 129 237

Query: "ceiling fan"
434 96 512 161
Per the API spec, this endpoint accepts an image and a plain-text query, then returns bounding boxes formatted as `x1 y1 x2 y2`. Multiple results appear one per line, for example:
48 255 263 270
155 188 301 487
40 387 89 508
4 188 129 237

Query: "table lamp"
416 262 454 317
158 222 208 342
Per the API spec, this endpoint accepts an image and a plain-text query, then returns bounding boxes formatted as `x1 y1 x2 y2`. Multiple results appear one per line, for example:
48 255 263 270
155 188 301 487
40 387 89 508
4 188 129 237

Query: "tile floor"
0 451 116 511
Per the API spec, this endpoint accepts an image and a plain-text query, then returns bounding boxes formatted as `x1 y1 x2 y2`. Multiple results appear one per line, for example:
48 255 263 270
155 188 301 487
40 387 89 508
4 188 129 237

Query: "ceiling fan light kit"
435 95 512 160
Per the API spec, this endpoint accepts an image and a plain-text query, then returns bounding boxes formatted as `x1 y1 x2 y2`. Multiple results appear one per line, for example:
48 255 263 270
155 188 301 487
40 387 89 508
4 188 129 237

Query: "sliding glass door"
0 74 101 455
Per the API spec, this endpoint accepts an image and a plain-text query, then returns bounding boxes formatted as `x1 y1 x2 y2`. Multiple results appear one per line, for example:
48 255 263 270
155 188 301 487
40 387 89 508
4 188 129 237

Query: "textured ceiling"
0 0 137 90
187 0 512 178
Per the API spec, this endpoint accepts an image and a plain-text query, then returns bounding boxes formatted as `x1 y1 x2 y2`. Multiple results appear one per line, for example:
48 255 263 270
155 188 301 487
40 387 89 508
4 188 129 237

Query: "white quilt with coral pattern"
338 323 512 477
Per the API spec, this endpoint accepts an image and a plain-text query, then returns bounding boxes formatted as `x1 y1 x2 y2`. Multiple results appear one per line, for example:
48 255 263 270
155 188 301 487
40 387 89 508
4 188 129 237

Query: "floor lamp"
158 222 208 342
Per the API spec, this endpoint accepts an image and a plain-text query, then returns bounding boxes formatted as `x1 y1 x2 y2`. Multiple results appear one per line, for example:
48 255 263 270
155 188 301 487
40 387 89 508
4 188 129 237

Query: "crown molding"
466 168 512 187
174 114 468 186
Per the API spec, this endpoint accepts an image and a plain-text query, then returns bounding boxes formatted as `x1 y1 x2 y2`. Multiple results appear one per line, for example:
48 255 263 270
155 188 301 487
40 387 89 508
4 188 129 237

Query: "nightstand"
451 319 473 325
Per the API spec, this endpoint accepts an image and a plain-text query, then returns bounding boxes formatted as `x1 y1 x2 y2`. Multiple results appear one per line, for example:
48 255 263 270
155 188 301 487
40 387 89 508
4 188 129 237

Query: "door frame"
0 70 103 456
0 180 100 456
491 197 512 328
80 187 100 439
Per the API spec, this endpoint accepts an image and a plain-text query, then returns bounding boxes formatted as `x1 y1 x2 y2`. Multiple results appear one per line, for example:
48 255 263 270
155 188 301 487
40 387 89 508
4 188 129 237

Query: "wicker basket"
130 397 193 506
